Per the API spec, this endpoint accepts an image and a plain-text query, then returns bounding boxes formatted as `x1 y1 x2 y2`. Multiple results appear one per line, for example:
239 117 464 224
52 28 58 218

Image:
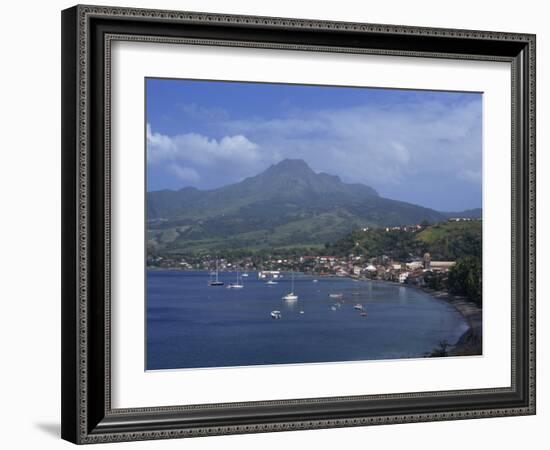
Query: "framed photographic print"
61 5 536 444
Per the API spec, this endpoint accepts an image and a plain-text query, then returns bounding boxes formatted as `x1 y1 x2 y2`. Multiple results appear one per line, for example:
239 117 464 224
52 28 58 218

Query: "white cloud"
219 98 481 188
148 95 481 205
147 123 262 167
147 123 277 186
167 164 201 183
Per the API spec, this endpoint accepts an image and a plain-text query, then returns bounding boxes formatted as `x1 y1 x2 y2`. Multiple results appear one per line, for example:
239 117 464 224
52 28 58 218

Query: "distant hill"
416 220 482 259
440 208 482 219
326 220 482 261
147 159 448 254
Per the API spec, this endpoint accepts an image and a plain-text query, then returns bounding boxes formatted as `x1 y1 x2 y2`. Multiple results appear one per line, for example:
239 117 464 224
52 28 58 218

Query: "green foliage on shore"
428 340 450 357
448 256 482 305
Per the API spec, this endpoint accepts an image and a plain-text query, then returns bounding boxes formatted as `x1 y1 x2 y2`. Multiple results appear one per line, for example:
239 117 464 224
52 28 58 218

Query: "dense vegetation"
448 256 482 305
416 220 482 260
325 220 482 261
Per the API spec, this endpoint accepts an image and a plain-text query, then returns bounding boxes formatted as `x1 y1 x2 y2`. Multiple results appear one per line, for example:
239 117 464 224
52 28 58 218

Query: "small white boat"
266 280 278 285
227 271 244 289
312 279 318 283
330 305 337 311
329 293 343 299
354 304 364 310
282 271 298 301
300 310 304 314
270 310 282 319
242 273 249 277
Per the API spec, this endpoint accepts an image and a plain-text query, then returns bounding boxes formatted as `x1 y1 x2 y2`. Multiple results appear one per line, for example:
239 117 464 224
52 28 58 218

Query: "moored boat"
208 258 224 286
227 271 244 289
282 271 299 301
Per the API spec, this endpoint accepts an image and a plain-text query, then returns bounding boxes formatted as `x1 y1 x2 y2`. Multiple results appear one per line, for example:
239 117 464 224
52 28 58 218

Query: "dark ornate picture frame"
61 4 536 444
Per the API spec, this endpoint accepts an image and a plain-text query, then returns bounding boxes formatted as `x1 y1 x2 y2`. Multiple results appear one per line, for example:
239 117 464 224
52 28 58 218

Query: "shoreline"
415 286 482 356
348 275 482 356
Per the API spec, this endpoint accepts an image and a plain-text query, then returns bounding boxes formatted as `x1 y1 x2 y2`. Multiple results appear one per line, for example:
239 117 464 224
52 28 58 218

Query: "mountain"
147 159 447 254
440 208 483 220
147 159 379 220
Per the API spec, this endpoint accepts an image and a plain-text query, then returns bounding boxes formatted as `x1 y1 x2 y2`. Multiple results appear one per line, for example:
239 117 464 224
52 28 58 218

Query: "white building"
431 261 456 270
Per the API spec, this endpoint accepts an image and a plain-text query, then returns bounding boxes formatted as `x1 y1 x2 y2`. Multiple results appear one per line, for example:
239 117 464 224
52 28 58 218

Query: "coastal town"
147 218 481 292
148 250 453 287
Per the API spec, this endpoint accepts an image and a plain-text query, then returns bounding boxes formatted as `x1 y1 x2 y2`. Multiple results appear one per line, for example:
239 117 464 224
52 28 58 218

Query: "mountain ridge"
147 159 478 254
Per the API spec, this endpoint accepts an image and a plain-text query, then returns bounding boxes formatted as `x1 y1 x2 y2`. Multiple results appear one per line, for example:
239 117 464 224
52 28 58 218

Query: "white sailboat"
208 258 224 286
282 271 298 301
227 270 244 289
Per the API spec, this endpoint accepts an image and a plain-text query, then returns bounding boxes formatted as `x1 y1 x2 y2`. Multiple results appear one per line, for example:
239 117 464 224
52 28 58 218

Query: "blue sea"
146 270 469 370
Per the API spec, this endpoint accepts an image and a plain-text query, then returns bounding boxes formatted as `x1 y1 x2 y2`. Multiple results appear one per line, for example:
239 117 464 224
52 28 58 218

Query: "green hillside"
326 220 481 261
416 220 482 259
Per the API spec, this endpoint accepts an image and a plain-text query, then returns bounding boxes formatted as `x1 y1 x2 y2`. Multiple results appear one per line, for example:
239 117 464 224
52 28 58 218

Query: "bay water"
146 270 469 370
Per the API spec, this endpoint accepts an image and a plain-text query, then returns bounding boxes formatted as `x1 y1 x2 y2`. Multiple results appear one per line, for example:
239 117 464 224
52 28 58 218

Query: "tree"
447 256 482 305
429 340 450 357
420 219 431 229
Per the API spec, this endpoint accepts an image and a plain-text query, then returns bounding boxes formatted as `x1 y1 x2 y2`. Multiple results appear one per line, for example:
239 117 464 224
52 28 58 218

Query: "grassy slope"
325 220 481 261
415 221 482 260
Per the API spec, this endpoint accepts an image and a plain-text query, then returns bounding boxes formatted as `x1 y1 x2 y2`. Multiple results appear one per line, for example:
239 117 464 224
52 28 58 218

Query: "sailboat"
227 270 244 289
282 271 298 301
208 258 224 286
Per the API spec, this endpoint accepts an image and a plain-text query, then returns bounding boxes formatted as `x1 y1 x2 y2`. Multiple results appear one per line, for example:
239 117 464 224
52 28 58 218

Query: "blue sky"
146 78 482 212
